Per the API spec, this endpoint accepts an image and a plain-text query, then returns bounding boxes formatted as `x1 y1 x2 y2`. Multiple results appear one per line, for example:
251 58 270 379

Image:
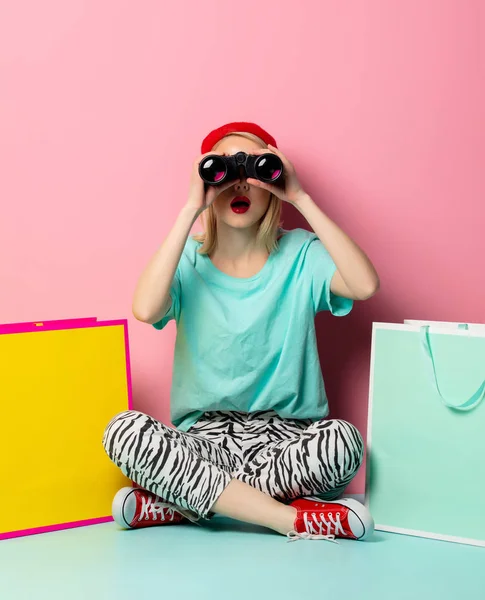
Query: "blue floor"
1 517 484 600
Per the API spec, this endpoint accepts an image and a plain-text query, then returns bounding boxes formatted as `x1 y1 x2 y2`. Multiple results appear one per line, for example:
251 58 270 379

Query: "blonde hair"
193 132 282 255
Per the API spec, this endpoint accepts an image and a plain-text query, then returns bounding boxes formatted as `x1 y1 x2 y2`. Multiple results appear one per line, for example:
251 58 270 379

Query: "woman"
103 122 380 542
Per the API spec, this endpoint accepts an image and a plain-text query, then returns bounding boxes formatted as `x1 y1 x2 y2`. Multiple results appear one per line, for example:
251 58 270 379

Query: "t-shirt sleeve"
152 266 182 330
305 237 353 316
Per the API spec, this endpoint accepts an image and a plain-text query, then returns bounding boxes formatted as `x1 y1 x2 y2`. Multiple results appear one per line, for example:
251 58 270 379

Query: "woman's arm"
133 153 237 324
247 145 380 302
293 193 380 301
132 205 199 324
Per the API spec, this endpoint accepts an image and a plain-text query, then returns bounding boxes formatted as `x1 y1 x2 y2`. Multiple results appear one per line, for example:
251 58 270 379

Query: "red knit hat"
201 122 278 153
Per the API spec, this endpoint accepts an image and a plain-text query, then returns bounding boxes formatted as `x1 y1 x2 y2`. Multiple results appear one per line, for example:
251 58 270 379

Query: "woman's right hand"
185 152 239 216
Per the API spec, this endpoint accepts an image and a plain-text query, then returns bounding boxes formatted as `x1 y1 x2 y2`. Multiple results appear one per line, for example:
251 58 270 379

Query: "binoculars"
198 151 285 188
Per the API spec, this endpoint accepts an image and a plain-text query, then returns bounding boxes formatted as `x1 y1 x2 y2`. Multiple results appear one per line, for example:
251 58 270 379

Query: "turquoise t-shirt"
153 228 353 431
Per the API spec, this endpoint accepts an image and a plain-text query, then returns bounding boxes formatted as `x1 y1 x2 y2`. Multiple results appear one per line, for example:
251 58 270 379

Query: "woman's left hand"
247 144 307 206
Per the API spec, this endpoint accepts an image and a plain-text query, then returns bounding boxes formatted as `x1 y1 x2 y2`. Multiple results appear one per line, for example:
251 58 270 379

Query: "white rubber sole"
112 486 138 528
331 497 375 540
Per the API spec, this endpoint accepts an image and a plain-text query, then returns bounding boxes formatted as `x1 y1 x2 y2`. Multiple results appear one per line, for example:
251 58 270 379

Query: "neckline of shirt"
197 229 288 286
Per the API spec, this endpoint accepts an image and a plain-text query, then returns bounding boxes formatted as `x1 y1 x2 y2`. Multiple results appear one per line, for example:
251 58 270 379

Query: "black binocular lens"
199 156 227 184
199 151 285 188
254 154 283 183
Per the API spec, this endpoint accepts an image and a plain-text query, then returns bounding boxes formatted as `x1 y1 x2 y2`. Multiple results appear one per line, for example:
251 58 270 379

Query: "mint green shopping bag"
366 322 485 547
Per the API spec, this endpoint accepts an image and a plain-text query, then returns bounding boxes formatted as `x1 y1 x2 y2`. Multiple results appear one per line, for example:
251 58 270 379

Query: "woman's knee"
309 418 364 475
102 410 146 457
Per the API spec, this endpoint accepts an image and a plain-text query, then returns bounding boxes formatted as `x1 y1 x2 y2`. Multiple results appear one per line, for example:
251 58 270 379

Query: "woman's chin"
221 213 259 229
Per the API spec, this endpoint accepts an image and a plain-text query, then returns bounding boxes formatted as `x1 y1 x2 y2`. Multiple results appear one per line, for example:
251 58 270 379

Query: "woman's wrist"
292 191 314 212
181 202 203 223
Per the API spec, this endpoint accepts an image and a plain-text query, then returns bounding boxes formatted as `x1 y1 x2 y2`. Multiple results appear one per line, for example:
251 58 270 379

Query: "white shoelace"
138 495 200 525
287 530 338 543
286 511 346 543
139 496 176 522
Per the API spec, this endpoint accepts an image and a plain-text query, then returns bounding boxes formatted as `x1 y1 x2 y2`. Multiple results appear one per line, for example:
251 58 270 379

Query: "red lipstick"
230 196 251 214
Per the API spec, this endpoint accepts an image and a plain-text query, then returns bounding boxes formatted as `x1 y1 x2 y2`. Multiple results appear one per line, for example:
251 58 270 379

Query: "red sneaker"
112 487 194 529
288 497 374 542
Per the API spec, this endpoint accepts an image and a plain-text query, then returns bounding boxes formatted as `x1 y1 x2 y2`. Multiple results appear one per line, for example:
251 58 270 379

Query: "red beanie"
201 122 278 154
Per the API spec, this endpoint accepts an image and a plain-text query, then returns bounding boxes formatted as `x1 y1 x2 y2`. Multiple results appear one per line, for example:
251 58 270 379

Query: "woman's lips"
231 196 251 214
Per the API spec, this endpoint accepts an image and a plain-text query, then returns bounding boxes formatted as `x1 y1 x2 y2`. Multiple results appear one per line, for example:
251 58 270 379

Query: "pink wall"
1 1 483 493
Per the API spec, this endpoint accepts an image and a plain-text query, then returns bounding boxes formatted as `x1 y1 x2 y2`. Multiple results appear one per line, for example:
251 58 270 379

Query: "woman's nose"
234 171 249 191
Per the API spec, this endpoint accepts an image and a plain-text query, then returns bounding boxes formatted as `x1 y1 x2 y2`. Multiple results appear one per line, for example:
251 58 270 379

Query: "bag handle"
420 325 485 411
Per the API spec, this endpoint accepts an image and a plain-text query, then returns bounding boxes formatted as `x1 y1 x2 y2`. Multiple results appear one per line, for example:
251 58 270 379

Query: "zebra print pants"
103 410 364 519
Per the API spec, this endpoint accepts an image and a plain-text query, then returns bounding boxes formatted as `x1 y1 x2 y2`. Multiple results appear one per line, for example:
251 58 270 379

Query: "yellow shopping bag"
0 318 132 539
